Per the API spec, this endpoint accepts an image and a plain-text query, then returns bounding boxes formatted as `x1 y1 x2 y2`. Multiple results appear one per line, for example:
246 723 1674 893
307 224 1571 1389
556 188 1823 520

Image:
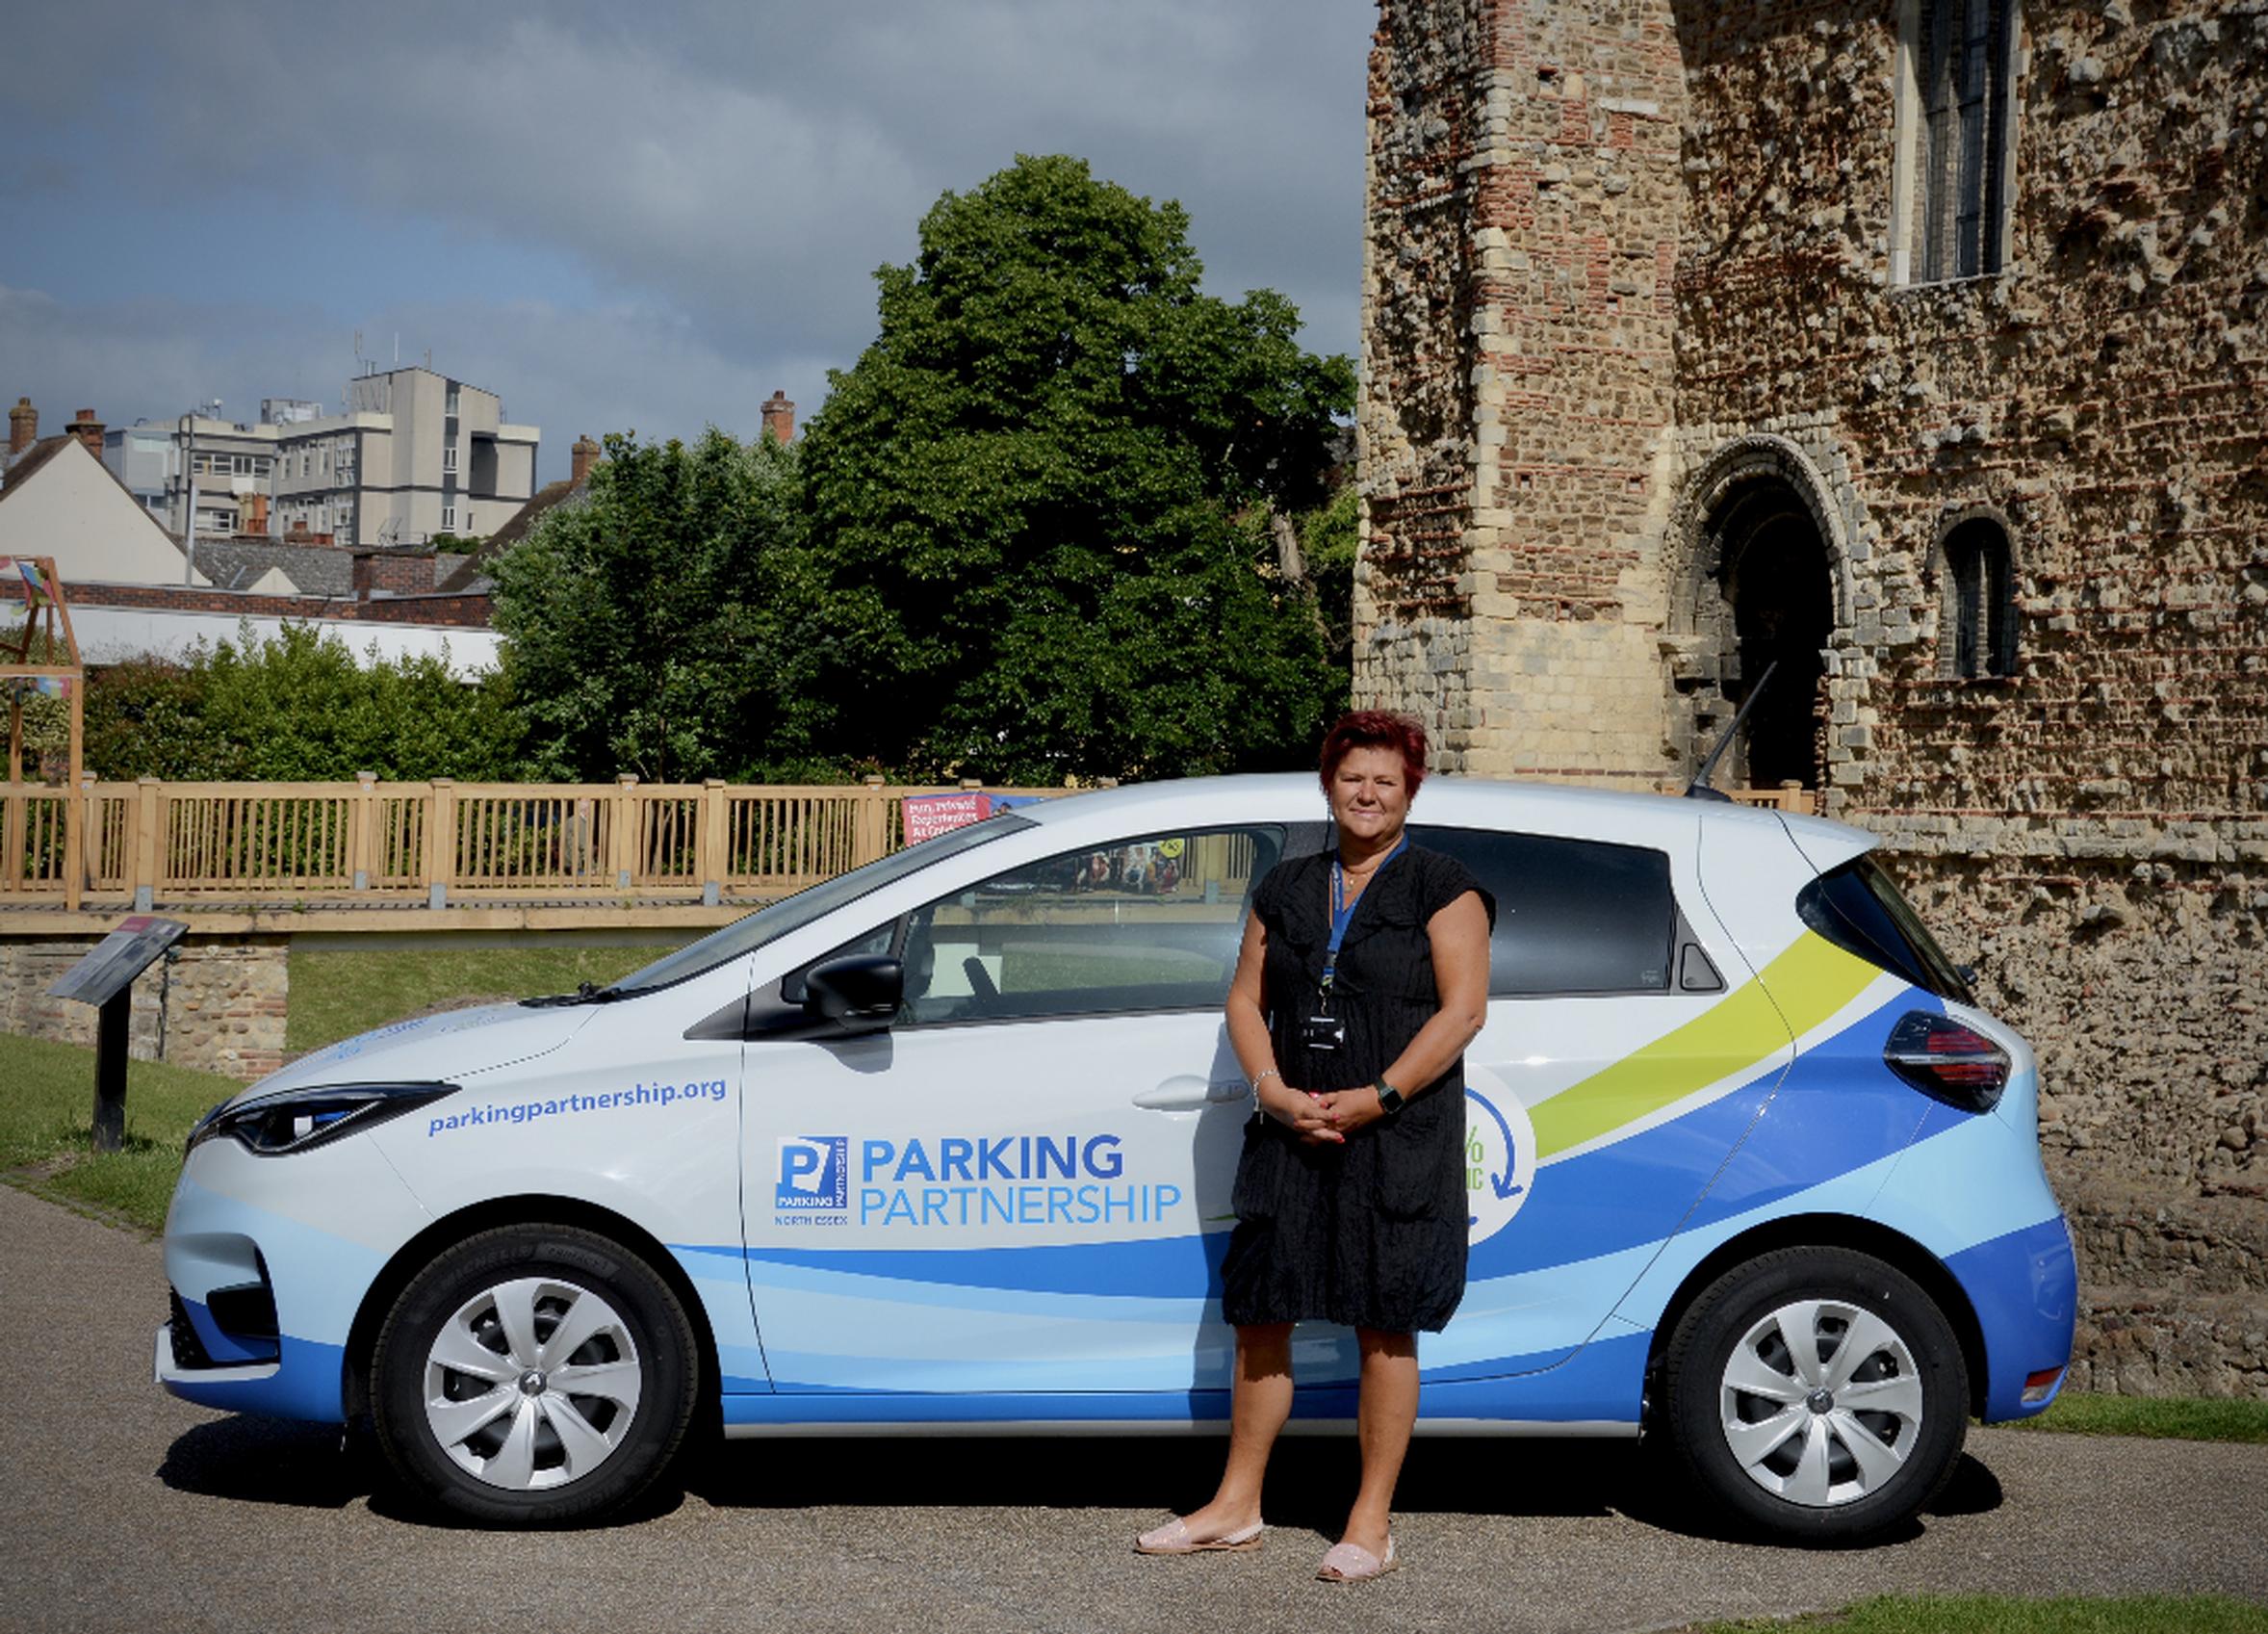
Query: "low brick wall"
0 934 288 1080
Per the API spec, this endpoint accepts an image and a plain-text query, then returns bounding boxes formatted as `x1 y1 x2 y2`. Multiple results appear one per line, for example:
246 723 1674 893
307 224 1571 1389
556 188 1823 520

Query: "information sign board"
47 916 188 1005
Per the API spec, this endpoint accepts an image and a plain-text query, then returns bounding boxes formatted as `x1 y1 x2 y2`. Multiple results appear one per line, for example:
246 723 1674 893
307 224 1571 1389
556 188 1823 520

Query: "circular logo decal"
1464 1071 1537 1246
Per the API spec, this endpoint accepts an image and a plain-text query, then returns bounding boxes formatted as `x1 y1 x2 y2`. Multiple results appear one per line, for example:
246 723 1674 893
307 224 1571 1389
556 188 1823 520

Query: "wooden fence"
1 776 1815 915
0 777 1070 912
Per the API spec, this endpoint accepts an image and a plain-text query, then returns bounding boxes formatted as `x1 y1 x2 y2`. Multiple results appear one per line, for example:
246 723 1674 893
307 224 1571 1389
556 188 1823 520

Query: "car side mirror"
804 955 903 1035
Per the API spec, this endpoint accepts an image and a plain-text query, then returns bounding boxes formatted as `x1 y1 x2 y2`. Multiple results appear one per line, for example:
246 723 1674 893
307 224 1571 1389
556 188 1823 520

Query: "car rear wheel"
371 1223 699 1524
1660 1246 1968 1542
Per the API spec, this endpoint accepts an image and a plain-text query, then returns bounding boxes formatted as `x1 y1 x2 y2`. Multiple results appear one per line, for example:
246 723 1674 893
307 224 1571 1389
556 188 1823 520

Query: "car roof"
1020 773 1878 869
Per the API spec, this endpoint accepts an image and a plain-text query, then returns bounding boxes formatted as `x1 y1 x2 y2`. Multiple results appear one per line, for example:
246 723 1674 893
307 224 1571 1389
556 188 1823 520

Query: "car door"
738 823 1288 1398
1409 818 1793 1382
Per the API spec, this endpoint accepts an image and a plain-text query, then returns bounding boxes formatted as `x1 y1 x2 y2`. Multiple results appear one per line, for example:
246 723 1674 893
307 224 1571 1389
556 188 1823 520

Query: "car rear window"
1412 825 1678 997
1796 854 1973 1003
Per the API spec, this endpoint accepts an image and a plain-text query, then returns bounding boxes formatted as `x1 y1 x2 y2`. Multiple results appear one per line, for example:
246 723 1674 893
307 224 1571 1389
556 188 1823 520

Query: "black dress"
1219 845 1494 1335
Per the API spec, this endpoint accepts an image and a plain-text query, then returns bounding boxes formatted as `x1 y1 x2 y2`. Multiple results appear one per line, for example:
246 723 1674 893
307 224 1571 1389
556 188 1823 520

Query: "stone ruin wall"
1675 0 2268 1396
1357 0 1486 765
1360 0 1693 784
1366 0 2268 1393
0 935 290 1082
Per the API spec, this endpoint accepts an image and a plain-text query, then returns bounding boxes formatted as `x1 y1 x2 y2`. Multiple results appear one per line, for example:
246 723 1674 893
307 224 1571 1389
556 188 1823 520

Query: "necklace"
1338 836 1402 878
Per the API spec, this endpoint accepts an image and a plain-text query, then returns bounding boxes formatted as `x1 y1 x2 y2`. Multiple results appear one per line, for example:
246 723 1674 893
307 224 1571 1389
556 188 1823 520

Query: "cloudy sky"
1 1 1374 485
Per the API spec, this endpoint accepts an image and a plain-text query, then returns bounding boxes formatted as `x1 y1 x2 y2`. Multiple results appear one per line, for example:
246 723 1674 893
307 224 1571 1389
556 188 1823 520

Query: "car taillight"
1883 1011 2010 1112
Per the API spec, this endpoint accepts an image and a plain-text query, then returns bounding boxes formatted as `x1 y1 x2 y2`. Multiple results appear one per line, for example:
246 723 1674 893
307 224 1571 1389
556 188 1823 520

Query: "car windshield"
600 812 1039 997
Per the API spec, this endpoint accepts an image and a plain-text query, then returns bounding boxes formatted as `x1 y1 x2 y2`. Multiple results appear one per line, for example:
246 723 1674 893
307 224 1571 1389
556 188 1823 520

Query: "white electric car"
157 775 2075 1538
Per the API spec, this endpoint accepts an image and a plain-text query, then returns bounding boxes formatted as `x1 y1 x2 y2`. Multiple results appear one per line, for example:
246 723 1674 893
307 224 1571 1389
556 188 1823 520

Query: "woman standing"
1136 711 1493 1581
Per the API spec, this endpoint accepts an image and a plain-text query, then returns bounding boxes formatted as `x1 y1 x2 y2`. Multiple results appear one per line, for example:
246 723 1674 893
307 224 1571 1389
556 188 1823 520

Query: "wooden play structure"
1 557 86 909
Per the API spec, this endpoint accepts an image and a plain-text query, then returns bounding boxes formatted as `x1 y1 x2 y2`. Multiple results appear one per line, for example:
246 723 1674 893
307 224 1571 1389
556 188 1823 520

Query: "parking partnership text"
428 1078 727 1138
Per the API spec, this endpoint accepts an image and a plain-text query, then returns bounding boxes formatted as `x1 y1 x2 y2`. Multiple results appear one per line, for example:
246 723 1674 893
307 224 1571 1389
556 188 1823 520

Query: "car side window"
1412 825 1682 998
891 825 1285 1025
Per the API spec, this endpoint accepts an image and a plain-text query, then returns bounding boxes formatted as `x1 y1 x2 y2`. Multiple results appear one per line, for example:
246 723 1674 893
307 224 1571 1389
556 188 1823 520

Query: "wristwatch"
1373 1076 1405 1116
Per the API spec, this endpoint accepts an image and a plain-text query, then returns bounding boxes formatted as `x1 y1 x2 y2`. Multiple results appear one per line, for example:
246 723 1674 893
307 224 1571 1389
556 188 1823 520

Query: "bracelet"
1251 1068 1282 1089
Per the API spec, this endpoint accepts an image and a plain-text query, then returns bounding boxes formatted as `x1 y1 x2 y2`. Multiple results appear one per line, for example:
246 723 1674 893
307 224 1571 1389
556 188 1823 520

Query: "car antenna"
1684 659 1780 802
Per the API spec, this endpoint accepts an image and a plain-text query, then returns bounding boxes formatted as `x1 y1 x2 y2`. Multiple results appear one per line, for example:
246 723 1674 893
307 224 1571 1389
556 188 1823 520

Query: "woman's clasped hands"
1257 1079 1386 1144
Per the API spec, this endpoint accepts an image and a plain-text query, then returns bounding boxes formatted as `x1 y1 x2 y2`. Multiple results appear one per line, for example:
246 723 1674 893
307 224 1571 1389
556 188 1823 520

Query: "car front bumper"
157 1132 429 1423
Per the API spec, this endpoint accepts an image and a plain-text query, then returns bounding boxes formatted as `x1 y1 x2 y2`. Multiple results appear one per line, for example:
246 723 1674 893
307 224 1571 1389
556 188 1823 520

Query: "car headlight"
185 1082 460 1158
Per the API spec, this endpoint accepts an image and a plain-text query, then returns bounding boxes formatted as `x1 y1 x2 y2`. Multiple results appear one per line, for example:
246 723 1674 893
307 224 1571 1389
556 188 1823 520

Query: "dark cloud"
2 1 1371 480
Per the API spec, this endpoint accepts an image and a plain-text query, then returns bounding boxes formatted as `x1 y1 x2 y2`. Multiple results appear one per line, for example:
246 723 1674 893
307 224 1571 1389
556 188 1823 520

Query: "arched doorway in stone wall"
1671 438 1849 798
1709 480 1834 790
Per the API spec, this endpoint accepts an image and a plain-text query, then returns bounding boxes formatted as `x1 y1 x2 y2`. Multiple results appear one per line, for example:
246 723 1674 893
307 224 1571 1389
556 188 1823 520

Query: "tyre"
1660 1246 1968 1542
371 1223 699 1524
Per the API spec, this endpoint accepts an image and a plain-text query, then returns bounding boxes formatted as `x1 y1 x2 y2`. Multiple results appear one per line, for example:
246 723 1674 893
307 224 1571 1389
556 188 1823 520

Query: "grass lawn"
1680 1595 2268 1633
2006 1390 2268 1445
285 941 685 1053
1687 1597 2268 1624
0 1031 243 1233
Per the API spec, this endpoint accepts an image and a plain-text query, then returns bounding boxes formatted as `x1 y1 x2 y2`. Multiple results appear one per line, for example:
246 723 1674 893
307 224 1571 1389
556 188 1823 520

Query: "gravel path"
2 1182 2262 1634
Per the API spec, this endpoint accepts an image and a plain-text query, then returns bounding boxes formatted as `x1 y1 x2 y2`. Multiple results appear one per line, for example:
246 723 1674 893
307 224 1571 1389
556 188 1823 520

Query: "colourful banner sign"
903 792 992 843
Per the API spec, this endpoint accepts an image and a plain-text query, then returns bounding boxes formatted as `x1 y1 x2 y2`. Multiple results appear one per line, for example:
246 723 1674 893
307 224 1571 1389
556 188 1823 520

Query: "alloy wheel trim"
1715 1295 1926 1509
422 1275 645 1491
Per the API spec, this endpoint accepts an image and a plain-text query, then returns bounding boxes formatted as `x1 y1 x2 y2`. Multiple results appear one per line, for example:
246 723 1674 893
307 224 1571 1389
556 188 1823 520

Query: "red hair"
1318 711 1428 799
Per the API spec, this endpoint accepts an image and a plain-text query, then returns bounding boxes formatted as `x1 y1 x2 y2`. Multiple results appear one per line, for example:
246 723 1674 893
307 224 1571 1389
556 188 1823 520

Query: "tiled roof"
436 477 586 592
0 436 73 502
189 541 357 596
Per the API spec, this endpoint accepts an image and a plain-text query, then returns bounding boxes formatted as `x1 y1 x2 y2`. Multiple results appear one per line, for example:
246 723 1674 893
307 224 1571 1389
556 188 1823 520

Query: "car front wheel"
371 1223 699 1524
1660 1245 1968 1542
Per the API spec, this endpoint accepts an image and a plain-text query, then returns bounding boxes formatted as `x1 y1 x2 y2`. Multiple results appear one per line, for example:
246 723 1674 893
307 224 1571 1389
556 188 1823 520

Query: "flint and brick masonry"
1360 0 2266 1394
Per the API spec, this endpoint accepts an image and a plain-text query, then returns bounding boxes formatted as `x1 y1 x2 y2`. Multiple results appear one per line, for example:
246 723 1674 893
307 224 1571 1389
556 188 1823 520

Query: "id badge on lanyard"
1300 838 1405 1052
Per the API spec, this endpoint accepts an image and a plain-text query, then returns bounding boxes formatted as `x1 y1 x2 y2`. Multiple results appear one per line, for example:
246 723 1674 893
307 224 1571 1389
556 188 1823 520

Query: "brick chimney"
570 432 602 486
69 408 105 457
760 391 795 444
9 398 36 456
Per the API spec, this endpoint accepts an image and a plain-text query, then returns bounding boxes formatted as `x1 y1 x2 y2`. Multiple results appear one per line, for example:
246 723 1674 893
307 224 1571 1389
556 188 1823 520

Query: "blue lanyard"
1323 837 1406 990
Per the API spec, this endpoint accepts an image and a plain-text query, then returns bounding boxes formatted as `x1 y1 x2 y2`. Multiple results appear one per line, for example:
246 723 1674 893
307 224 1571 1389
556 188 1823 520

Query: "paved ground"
2 1183 2263 1634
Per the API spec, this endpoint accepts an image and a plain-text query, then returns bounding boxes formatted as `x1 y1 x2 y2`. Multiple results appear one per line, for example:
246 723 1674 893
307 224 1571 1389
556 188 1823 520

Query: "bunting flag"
13 560 46 605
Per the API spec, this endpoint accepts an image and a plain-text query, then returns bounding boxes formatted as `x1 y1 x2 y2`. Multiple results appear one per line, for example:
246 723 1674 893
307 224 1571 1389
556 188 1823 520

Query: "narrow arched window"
1943 518 2016 679
1893 0 2019 283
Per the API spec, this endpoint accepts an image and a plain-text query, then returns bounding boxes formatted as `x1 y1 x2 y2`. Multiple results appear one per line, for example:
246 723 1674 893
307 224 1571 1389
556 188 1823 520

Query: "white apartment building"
99 367 540 548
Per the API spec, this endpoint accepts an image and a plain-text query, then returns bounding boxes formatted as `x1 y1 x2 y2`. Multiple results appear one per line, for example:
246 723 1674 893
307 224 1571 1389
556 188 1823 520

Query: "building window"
1894 0 2018 283
446 383 461 416
441 506 456 531
443 447 458 473
1940 516 2017 679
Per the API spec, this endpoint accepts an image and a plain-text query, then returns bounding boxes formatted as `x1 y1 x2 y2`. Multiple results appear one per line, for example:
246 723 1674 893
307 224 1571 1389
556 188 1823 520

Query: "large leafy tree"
490 428 822 783
798 154 1353 783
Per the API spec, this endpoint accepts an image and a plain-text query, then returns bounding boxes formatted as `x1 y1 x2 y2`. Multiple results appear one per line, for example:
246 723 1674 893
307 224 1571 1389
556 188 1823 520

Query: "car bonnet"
225 1000 596 1105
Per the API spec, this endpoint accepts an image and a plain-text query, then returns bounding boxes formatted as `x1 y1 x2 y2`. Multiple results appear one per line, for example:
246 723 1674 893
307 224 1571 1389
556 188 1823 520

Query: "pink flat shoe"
1316 1536 1398 1582
1134 1517 1265 1555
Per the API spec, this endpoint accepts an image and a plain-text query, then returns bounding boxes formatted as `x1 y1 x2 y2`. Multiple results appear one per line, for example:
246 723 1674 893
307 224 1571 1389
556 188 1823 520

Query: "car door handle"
1132 1076 1252 1110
